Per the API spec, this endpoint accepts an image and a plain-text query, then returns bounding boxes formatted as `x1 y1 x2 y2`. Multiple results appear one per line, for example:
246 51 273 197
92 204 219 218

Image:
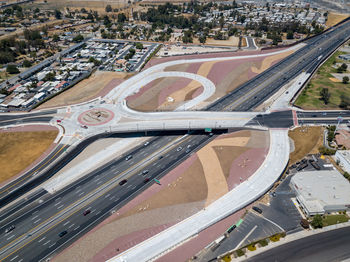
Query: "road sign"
154 178 161 185
205 128 212 132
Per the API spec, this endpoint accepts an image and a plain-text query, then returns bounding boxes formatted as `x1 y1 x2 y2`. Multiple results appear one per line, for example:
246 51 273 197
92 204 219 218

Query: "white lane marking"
79 192 84 196
76 189 81 193
43 240 51 246
54 201 61 206
33 219 41 224
91 209 96 213
63 221 70 226
38 237 46 243
31 215 38 220
152 162 157 166
97 181 103 185
114 198 120 202
18 259 23 262
49 242 56 248
69 223 75 229
96 211 101 215
10 255 18 261
235 225 258 249
74 226 80 231
55 197 61 201
105 194 111 198
7 235 15 241
57 205 64 209
32 210 39 215
132 186 136 190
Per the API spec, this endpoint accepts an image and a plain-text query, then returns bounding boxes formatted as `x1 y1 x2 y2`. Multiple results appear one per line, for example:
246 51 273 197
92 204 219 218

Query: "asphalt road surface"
0 20 349 261
246 226 350 262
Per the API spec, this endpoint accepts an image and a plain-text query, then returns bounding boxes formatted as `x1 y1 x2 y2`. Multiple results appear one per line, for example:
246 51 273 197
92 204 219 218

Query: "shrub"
311 214 323 228
319 146 336 155
236 249 245 257
258 239 268 247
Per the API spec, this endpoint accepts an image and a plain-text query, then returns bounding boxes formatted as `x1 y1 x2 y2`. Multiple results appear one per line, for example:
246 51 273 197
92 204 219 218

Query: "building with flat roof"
335 150 350 173
290 170 350 216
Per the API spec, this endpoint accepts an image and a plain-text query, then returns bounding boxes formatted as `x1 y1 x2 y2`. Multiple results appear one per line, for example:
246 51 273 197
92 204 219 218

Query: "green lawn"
322 214 349 227
294 50 350 110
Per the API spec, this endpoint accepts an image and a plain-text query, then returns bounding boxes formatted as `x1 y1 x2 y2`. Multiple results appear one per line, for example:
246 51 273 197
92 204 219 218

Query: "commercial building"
335 150 350 173
290 170 350 216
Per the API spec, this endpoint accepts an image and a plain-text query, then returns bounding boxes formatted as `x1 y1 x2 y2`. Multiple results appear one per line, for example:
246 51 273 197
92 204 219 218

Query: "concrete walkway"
108 129 290 262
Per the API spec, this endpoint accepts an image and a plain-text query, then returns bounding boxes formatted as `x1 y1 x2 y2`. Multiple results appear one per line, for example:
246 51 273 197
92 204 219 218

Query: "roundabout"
77 108 115 126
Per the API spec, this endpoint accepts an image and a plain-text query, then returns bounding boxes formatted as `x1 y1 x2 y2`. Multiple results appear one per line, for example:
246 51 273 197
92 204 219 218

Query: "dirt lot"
288 126 324 165
38 71 128 109
0 131 58 184
194 36 242 47
326 12 349 27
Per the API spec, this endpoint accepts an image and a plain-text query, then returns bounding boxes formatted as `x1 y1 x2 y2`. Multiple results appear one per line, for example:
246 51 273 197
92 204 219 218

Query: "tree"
337 63 348 73
117 13 127 23
22 60 32 68
72 34 84 43
199 35 206 44
343 76 349 84
6 64 19 74
320 88 331 104
103 15 111 26
43 72 55 81
339 94 350 109
53 34 60 42
311 214 323 228
87 13 94 21
286 30 294 39
88 57 101 66
135 42 143 49
105 5 112 13
54 9 62 19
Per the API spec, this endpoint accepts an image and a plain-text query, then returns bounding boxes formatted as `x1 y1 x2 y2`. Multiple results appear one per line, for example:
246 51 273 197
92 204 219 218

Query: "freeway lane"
246 226 350 262
0 20 349 261
0 132 216 261
208 20 350 112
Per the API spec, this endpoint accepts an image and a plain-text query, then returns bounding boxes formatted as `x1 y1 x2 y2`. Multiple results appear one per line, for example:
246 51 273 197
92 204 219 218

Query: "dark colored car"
227 225 236 233
125 155 133 161
142 170 149 175
143 178 150 183
5 225 15 234
300 218 310 229
83 210 91 216
59 230 68 237
252 206 263 214
119 179 127 186
158 155 163 160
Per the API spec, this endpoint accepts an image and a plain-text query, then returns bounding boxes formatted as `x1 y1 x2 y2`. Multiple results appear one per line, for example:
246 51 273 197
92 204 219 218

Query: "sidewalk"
235 221 350 261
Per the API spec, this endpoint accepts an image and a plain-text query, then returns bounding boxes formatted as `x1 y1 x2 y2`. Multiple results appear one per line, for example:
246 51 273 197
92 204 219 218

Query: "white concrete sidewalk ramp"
108 129 290 262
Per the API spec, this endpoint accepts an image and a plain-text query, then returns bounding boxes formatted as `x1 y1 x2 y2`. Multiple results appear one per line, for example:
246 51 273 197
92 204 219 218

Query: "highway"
0 19 349 261
246 226 350 262
0 131 218 262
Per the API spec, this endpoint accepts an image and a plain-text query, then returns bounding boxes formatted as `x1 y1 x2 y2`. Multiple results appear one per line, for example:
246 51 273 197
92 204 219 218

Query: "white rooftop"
291 170 350 208
337 150 350 162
